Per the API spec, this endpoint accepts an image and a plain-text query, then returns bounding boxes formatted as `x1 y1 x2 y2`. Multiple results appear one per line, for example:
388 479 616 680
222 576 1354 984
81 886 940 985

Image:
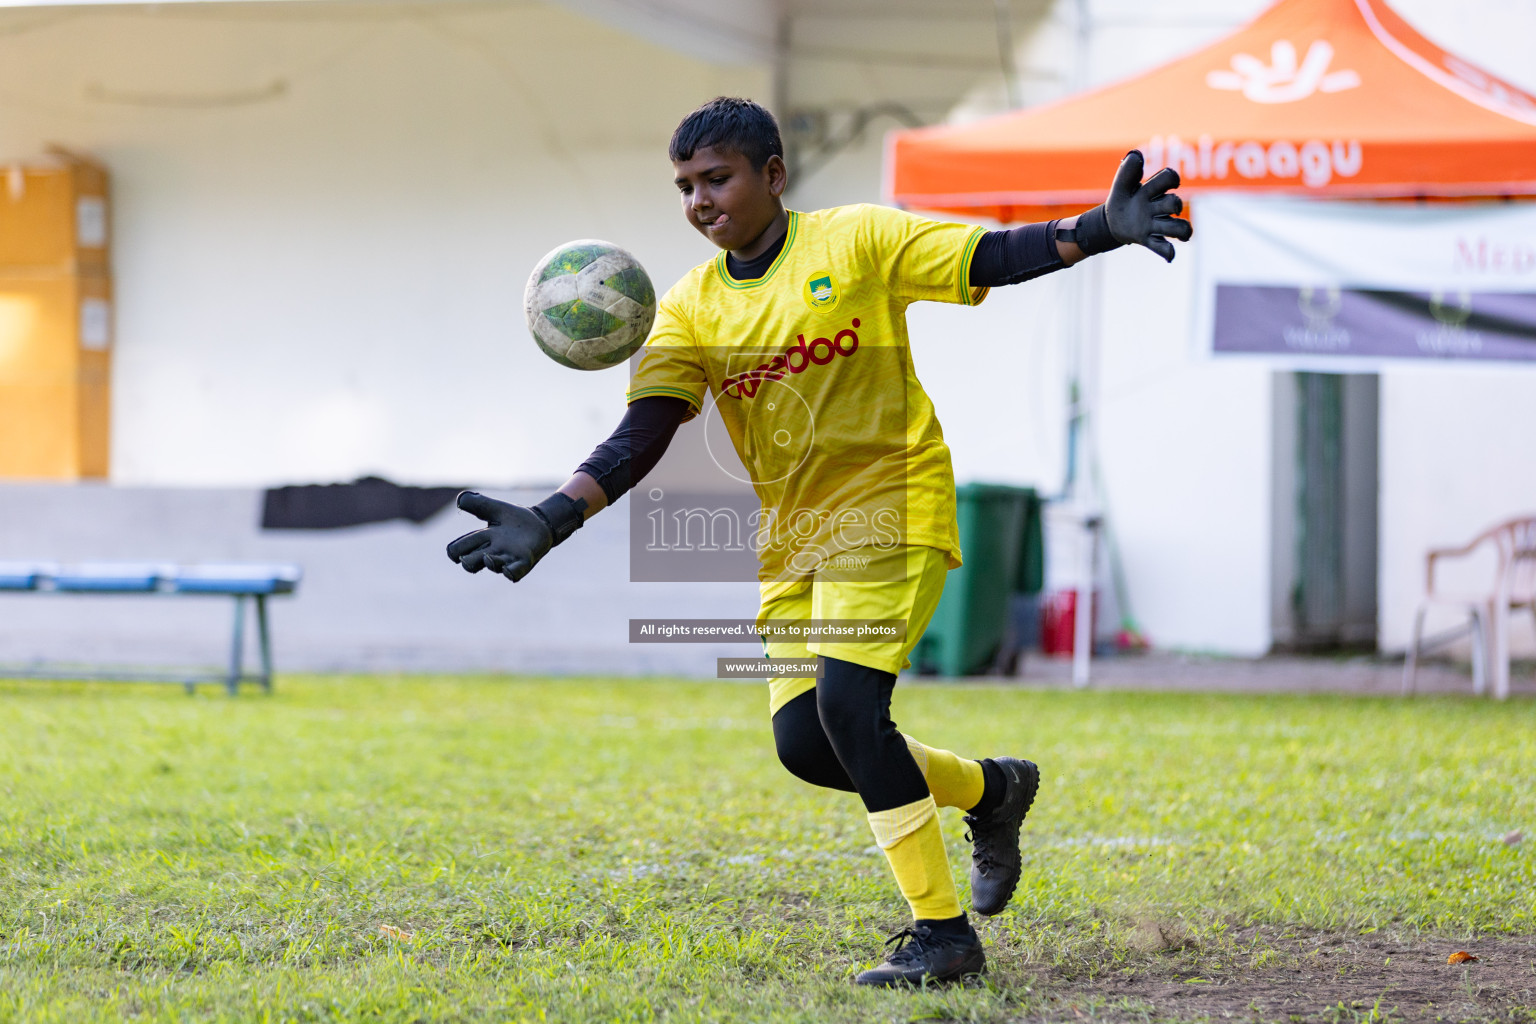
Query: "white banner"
1192 194 1536 369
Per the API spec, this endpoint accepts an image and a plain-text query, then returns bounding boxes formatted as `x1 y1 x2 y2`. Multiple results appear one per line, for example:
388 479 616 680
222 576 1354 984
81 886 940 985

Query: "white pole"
1073 515 1100 688
1071 257 1103 688
1068 0 1099 689
994 0 1022 109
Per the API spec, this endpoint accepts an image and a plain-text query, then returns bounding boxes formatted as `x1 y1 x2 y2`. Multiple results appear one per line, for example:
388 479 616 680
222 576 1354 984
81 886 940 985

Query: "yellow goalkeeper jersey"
626 204 988 583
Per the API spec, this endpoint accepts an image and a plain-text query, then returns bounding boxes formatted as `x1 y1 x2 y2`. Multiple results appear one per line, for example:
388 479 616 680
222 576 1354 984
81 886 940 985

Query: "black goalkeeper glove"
446 490 586 583
1056 150 1192 262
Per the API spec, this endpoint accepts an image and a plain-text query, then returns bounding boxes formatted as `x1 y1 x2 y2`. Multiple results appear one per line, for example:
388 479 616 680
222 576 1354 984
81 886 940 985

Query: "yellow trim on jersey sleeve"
625 384 703 422
958 226 990 307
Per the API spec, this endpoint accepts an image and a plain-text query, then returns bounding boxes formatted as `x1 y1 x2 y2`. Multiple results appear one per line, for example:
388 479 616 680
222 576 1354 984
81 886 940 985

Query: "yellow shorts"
758 544 950 717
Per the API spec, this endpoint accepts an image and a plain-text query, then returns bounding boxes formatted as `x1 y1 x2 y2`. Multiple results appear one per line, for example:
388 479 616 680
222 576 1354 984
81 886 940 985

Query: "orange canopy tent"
886 0 1536 223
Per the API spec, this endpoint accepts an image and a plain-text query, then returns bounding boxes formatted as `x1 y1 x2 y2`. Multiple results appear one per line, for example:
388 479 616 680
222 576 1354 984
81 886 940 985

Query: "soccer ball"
524 239 657 370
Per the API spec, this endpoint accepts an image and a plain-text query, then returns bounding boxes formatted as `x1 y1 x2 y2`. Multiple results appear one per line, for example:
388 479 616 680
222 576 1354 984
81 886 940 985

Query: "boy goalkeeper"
448 97 1188 986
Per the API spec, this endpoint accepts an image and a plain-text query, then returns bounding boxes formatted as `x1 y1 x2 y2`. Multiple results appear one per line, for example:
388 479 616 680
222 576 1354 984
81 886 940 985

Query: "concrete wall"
1378 369 1536 655
0 482 760 676
0 2 766 488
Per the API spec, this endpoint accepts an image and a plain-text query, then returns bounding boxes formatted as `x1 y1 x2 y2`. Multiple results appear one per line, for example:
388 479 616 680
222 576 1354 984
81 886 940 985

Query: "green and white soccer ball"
524 239 657 370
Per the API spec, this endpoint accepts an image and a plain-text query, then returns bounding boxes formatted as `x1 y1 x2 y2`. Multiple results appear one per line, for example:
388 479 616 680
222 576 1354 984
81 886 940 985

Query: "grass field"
1 675 1533 1023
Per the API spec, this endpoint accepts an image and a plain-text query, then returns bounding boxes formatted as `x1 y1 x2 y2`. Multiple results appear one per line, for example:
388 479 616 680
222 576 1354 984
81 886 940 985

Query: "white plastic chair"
1403 516 1536 700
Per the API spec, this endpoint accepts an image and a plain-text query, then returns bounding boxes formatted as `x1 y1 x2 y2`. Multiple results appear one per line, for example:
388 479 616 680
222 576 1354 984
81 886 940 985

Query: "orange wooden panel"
0 161 109 271
0 272 113 478
76 273 112 478
67 160 111 272
0 275 80 385
77 351 110 478
0 152 112 478
0 381 78 479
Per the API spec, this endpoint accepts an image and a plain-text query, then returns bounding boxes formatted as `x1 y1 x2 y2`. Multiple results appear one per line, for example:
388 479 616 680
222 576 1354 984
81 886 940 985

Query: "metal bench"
0 562 301 694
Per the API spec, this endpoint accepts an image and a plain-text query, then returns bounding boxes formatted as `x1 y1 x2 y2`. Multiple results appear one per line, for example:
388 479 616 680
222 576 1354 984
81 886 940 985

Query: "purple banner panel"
1213 285 1536 362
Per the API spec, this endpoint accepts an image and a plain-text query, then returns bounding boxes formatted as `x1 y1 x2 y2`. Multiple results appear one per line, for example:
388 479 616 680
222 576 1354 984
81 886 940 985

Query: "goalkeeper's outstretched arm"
968 149 1191 289
446 396 691 582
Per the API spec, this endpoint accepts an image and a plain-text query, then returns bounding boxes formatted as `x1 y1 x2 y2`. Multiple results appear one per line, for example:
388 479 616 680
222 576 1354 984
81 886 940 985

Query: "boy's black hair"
669 97 784 170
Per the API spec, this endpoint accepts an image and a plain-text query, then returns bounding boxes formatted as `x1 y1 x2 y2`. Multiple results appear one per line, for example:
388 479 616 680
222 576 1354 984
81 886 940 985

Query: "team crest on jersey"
803 271 839 312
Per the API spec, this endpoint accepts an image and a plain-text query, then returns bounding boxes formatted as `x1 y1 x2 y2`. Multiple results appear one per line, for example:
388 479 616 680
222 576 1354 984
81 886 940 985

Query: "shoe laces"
883 925 934 966
963 815 1003 874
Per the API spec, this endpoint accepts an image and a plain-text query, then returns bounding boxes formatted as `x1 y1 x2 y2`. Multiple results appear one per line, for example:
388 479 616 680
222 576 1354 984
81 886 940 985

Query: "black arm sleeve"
967 220 1068 288
574 396 691 505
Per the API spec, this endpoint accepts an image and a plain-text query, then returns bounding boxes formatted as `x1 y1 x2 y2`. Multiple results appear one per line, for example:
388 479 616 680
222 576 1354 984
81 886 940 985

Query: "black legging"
770 657 930 814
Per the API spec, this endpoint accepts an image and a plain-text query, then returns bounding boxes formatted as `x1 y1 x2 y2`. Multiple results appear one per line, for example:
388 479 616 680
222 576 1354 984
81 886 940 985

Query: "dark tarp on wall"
261 476 462 530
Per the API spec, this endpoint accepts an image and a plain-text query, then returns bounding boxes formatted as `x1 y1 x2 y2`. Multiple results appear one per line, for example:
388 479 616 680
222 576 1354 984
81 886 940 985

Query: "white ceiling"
0 0 1051 112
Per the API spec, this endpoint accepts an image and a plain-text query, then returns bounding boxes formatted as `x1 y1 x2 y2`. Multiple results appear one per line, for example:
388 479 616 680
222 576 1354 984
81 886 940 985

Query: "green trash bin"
911 483 1041 677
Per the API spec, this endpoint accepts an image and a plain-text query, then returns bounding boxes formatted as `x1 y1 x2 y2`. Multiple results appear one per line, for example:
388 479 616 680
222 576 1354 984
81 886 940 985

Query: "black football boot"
853 921 986 987
964 757 1040 916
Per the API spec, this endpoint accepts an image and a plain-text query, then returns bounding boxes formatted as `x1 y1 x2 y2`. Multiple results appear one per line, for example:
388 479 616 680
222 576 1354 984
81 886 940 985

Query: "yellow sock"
867 796 963 920
903 734 985 811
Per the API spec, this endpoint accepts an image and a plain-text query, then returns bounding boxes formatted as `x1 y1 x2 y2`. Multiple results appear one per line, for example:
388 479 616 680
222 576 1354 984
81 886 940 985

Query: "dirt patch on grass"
1008 927 1536 1023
